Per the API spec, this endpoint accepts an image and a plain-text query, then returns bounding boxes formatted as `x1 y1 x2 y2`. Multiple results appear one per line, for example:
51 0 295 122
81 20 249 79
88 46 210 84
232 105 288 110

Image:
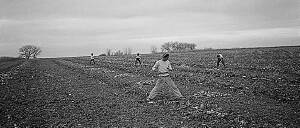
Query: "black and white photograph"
0 0 299 127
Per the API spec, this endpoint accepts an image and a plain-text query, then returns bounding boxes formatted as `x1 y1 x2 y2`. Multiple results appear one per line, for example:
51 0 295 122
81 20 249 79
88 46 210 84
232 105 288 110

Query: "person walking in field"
135 53 142 66
217 53 225 68
90 53 95 65
147 53 183 101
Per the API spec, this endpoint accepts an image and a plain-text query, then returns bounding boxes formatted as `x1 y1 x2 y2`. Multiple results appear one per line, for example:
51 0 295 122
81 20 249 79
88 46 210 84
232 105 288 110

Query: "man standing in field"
217 53 225 68
135 53 142 66
90 53 95 65
147 53 183 101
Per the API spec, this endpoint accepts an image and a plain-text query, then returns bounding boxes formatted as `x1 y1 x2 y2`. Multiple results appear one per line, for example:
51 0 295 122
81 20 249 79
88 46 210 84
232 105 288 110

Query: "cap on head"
162 53 169 58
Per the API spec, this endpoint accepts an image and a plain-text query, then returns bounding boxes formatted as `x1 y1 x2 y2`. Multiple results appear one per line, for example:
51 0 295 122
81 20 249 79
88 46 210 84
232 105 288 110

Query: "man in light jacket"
147 53 183 101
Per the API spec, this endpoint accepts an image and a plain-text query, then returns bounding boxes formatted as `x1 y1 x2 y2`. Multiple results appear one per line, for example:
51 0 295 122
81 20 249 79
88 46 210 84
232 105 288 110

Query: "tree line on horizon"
105 41 197 56
14 41 197 59
160 41 197 53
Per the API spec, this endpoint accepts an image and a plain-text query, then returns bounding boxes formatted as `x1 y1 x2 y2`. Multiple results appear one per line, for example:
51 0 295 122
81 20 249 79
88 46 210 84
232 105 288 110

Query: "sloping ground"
1 46 299 127
61 55 298 127
0 58 24 73
72 47 300 104
0 59 205 127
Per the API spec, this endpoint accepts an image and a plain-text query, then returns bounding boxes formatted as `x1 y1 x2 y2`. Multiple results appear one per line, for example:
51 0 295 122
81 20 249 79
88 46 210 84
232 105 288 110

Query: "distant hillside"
0 57 22 62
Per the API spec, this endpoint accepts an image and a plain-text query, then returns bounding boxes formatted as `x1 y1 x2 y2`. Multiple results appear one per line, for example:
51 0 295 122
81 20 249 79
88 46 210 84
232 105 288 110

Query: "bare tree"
106 49 112 56
161 41 197 52
114 50 123 56
170 41 177 51
123 48 132 55
19 45 41 59
161 42 172 52
151 46 158 54
187 43 196 50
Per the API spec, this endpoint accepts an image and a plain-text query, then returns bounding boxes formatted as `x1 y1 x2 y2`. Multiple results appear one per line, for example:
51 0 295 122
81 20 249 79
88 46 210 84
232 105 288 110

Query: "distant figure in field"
217 53 225 68
135 53 142 66
147 53 183 101
90 53 95 65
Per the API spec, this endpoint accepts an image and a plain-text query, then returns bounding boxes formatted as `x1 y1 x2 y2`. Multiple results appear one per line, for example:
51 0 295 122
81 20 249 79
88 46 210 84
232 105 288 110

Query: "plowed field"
1 46 299 127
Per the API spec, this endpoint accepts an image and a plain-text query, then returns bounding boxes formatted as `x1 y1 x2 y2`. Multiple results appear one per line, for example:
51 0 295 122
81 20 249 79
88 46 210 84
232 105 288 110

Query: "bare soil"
1 46 299 127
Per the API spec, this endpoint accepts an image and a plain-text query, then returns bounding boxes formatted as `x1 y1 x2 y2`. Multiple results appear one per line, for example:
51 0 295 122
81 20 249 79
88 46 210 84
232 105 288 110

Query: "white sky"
0 0 299 57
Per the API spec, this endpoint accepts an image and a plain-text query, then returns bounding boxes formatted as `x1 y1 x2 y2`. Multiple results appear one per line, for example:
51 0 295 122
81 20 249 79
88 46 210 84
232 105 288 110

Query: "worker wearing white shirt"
217 53 225 68
152 59 172 77
147 53 183 101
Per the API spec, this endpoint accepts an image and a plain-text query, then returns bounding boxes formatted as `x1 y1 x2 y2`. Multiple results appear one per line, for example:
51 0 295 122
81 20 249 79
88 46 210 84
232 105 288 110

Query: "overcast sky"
0 0 299 57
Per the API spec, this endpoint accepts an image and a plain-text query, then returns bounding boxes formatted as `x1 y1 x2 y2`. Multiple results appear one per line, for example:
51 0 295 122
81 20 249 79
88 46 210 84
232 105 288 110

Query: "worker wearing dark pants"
217 54 225 68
